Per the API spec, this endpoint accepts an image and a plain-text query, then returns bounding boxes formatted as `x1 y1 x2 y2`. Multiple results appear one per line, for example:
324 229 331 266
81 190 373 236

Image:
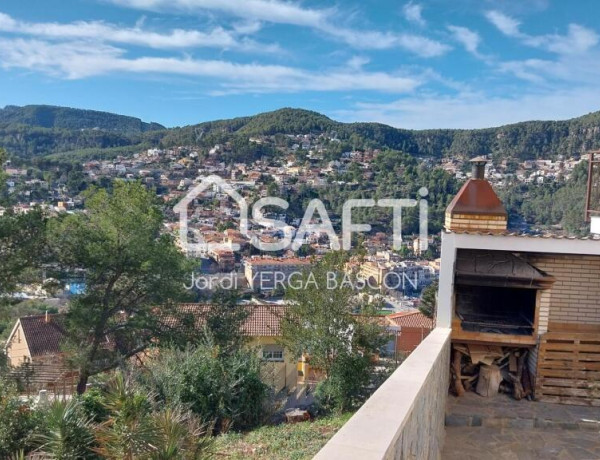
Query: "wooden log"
509 353 518 373
522 366 533 397
476 364 502 397
509 350 528 400
452 349 465 396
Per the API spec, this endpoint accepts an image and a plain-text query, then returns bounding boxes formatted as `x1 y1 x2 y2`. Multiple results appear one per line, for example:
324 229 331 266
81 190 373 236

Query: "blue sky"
0 0 599 129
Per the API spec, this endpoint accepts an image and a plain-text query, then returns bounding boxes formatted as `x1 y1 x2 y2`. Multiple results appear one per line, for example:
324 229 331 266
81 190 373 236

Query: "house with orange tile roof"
386 311 434 354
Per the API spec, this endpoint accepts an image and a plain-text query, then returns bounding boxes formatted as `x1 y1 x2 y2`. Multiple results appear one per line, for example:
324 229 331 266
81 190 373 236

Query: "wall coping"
314 327 452 460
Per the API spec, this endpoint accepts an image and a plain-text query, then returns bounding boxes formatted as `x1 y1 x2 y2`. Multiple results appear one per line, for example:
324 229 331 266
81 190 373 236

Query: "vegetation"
141 342 270 433
419 281 438 319
214 411 353 460
162 107 600 160
47 181 191 393
3 105 600 161
0 371 213 459
0 105 164 133
280 254 392 412
499 161 590 235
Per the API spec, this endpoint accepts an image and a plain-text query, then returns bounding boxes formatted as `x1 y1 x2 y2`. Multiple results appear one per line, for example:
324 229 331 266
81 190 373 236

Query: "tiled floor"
443 426 600 459
442 393 600 459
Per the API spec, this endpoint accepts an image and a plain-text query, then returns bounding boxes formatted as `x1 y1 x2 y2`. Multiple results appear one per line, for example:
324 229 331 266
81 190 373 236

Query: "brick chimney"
445 156 508 233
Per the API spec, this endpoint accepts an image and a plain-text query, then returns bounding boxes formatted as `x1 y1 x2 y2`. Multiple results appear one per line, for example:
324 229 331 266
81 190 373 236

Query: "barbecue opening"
455 285 536 336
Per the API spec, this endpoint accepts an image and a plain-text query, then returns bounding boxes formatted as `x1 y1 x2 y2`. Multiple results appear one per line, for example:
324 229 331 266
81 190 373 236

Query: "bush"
314 354 371 413
37 400 98 460
143 344 270 432
78 387 110 422
0 396 45 457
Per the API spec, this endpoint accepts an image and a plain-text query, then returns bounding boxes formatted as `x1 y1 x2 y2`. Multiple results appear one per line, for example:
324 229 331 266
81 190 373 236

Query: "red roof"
446 179 507 216
168 304 288 337
18 314 67 356
386 311 433 329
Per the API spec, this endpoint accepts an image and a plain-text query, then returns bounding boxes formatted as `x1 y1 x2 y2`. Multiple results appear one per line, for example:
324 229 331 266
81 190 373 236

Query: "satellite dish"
585 150 600 233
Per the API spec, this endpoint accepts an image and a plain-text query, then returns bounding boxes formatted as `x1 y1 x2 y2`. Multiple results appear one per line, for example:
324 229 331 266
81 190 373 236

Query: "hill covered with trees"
160 107 600 161
2 105 600 161
0 105 165 133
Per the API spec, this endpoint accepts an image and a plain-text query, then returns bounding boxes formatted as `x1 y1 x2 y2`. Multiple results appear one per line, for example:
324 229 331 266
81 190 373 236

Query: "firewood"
509 353 518 373
522 366 533 397
452 349 465 396
476 364 502 397
509 350 528 400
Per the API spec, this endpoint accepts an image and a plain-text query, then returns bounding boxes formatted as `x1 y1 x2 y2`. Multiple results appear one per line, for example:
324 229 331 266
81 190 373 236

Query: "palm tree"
93 373 155 460
148 407 213 460
37 400 96 459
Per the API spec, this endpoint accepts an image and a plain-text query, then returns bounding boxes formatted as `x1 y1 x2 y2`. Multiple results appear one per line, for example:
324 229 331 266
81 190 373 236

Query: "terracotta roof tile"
19 314 67 356
386 311 433 329
168 304 288 337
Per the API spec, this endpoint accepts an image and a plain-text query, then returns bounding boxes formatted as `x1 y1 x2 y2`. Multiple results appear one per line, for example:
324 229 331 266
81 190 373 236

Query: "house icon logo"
174 175 249 255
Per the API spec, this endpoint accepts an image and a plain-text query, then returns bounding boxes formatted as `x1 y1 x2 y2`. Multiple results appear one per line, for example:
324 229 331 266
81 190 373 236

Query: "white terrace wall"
314 328 451 460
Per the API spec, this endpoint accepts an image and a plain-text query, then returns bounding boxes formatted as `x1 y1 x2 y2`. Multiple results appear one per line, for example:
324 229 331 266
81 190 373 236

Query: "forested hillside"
0 105 165 133
161 108 600 161
2 105 600 161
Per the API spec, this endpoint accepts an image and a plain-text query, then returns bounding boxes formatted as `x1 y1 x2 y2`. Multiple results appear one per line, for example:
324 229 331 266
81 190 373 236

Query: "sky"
0 0 599 129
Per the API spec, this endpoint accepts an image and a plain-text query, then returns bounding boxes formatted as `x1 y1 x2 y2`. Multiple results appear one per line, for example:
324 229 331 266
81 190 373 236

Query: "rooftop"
15 314 67 356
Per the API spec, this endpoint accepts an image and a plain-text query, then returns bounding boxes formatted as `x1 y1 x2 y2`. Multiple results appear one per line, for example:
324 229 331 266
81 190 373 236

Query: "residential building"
244 257 312 291
386 311 433 354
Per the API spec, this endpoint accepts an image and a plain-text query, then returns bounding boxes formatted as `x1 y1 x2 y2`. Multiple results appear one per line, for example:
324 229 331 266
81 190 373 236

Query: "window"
262 348 284 362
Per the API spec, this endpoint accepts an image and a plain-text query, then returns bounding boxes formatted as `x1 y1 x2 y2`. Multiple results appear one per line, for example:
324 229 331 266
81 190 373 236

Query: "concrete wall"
314 328 451 460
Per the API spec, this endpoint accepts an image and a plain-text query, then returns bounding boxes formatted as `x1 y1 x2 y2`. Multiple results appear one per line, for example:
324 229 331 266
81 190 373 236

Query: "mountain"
0 105 165 159
161 107 600 161
0 105 165 133
2 105 600 161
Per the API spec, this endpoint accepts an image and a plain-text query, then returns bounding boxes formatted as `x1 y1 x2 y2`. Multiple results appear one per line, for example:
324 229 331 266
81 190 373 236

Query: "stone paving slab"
447 392 600 426
443 426 600 460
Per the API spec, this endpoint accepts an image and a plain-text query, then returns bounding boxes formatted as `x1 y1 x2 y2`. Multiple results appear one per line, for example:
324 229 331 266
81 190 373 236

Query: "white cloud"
108 0 329 28
525 24 598 55
485 10 521 37
403 2 426 27
333 87 600 129
347 56 369 70
107 0 450 56
447 25 481 56
485 10 599 55
323 27 450 56
0 11 280 53
0 37 423 94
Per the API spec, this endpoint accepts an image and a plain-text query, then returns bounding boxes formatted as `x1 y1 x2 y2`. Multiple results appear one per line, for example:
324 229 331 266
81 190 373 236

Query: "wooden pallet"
536 331 600 406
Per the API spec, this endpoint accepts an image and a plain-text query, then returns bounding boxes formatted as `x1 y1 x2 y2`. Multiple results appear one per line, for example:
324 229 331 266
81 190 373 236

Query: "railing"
314 327 451 460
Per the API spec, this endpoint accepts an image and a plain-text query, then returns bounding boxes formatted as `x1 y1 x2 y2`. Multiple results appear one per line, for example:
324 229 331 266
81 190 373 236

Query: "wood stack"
451 343 533 400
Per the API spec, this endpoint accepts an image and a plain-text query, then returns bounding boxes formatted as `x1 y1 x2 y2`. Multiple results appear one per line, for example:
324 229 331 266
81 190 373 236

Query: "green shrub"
37 400 98 460
78 387 110 422
314 354 371 413
0 396 45 457
144 345 270 432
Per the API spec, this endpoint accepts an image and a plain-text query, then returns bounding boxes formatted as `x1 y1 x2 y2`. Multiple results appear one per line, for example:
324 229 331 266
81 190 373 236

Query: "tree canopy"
47 181 191 393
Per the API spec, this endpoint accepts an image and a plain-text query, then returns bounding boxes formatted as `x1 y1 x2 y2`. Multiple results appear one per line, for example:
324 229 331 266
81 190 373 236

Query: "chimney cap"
470 156 488 164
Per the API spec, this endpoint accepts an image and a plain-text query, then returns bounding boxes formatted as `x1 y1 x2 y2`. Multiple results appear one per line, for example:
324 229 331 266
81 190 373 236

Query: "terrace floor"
442 393 600 459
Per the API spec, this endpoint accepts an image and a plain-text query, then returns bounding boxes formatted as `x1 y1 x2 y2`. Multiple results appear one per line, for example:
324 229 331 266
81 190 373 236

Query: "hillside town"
0 133 588 314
